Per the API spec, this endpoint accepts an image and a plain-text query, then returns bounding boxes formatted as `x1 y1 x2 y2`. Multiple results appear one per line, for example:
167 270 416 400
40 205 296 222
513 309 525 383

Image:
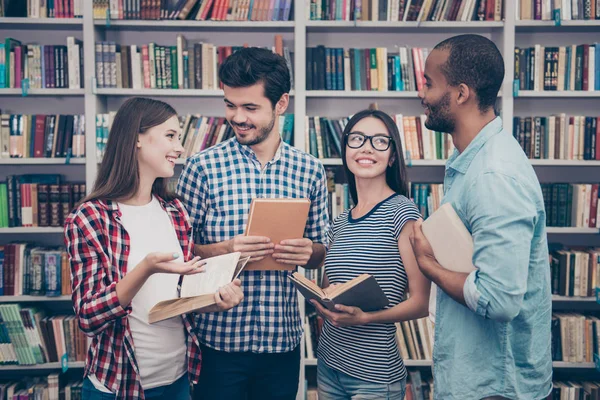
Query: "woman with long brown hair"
64 97 243 400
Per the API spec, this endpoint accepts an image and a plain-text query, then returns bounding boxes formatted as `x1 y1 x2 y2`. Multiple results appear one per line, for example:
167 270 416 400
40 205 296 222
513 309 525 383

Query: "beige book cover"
422 203 476 321
244 198 311 271
148 252 250 324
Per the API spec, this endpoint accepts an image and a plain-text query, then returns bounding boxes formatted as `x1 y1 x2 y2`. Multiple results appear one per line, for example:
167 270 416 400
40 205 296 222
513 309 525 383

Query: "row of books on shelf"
515 44 600 92
550 248 600 298
1 377 83 400
541 183 600 228
551 382 600 400
92 0 294 21
0 114 86 159
518 0 600 21
552 313 599 363
0 305 85 366
306 114 454 161
95 34 293 90
95 113 293 159
325 170 353 221
309 0 502 22
307 46 426 92
0 0 82 18
0 244 71 297
0 175 86 228
513 115 600 161
0 37 84 90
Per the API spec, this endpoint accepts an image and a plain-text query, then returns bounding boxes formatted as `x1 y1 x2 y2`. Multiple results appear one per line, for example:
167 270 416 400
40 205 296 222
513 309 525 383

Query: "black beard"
424 92 455 133
233 113 276 146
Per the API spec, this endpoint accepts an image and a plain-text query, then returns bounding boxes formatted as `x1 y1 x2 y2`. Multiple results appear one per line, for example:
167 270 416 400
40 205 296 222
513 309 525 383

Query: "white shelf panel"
552 295 598 302
0 158 85 165
516 91 600 98
0 89 84 96
94 20 295 29
546 227 600 234
96 89 296 97
305 21 503 29
552 362 596 369
307 90 419 98
0 361 85 371
0 227 64 234
0 17 83 26
0 295 71 303
516 20 600 27
320 159 600 167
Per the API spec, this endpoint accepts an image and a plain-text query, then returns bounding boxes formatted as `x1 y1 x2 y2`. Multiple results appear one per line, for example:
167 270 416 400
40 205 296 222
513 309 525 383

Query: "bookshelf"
1 0 599 398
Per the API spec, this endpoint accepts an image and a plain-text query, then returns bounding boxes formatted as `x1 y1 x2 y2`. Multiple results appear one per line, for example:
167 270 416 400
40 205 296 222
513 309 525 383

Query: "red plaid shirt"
64 196 202 399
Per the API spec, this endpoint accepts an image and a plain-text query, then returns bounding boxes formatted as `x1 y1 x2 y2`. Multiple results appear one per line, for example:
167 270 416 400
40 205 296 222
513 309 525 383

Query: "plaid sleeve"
305 163 329 245
177 159 209 244
65 212 130 336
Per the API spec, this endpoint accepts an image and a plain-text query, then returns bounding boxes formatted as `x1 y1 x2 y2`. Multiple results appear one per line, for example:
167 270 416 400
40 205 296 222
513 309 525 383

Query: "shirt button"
259 274 264 280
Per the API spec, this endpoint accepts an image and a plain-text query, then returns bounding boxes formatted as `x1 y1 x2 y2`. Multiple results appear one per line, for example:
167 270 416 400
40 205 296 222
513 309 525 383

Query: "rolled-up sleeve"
463 172 537 322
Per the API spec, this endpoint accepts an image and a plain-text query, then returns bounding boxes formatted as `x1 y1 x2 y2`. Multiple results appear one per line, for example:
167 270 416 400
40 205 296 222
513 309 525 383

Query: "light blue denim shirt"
433 117 553 400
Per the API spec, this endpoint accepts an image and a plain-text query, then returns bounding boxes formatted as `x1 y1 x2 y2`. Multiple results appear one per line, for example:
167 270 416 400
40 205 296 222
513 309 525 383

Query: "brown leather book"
148 252 249 324
290 272 389 312
244 198 311 271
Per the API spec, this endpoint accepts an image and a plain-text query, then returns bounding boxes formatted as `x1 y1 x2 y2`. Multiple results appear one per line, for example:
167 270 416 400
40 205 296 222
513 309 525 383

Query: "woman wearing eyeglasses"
311 109 431 400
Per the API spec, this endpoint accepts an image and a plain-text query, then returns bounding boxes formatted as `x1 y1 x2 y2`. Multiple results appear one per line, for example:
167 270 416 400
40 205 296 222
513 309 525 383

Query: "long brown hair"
341 109 409 205
84 97 178 203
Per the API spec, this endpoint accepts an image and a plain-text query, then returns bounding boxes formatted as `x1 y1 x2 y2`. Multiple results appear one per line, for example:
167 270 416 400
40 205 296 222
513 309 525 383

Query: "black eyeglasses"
345 132 394 151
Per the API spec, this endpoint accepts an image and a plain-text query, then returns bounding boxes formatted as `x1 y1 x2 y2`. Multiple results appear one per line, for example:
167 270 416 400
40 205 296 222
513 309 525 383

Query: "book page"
180 252 242 298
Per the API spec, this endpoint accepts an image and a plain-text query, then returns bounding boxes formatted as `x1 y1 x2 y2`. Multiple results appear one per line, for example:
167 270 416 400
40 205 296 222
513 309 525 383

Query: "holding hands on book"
273 238 314 266
227 234 315 266
408 219 438 278
228 234 275 262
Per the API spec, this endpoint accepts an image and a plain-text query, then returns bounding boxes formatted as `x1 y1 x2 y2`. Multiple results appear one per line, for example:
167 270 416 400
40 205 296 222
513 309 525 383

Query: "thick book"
148 252 250 324
289 272 389 312
244 198 311 271
422 203 476 320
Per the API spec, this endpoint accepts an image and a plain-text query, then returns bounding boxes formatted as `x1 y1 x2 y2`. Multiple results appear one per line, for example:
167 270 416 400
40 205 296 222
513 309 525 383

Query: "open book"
148 252 250 324
290 272 389 312
245 198 311 271
422 203 476 321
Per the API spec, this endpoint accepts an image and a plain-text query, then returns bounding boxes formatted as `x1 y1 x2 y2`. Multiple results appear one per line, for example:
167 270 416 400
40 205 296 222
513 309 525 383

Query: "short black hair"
218 47 291 108
434 34 504 112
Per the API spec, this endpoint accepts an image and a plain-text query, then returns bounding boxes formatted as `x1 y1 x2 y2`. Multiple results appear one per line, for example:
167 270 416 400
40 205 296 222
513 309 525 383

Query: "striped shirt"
317 193 421 384
177 137 329 353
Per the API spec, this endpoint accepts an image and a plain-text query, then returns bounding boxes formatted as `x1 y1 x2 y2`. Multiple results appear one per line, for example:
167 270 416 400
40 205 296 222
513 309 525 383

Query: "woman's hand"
143 252 206 276
213 279 244 311
310 300 370 327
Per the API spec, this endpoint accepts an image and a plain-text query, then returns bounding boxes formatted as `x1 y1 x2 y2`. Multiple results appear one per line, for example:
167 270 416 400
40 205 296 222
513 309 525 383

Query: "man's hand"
409 219 438 280
214 279 244 311
273 238 313 266
228 235 274 262
311 300 369 327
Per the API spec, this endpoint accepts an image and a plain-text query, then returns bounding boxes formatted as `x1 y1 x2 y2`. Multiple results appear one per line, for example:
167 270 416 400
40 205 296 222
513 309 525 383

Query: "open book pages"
148 253 250 324
422 203 476 321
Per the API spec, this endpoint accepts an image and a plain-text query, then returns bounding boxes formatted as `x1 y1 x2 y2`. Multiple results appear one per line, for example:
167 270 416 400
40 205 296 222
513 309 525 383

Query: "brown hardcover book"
37 184 49 227
244 198 311 271
290 272 389 312
49 184 61 227
60 184 72 225
148 252 250 323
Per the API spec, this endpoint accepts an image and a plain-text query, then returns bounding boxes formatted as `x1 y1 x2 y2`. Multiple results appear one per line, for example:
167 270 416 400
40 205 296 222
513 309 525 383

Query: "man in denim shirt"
410 34 552 400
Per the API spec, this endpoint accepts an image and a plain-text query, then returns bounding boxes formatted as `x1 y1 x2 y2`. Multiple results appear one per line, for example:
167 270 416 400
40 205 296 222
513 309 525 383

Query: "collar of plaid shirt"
65 195 202 399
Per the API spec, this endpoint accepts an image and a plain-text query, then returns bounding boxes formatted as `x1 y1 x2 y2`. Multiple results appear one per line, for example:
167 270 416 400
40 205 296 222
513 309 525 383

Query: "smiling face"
345 116 394 181
223 82 279 147
419 49 457 134
136 115 183 180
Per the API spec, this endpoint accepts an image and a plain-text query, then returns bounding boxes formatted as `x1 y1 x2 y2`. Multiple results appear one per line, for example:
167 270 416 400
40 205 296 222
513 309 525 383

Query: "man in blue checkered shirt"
177 47 329 400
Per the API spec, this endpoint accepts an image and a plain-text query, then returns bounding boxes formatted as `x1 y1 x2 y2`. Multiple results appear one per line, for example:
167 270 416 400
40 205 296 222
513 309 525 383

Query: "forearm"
115 260 152 307
365 296 429 325
303 243 326 270
194 240 231 259
421 257 468 308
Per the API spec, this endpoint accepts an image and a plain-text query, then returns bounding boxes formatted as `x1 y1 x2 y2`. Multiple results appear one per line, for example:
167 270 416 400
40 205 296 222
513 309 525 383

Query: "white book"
422 203 476 321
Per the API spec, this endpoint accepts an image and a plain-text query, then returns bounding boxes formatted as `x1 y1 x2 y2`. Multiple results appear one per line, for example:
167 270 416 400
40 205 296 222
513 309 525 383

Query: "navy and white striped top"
317 193 421 384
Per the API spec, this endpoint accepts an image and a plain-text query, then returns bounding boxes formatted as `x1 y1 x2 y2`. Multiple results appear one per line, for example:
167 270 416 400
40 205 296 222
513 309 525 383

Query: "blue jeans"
82 373 190 400
317 359 406 400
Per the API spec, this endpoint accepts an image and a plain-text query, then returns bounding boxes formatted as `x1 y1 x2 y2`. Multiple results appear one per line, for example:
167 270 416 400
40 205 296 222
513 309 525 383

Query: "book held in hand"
245 198 311 271
422 203 476 320
290 272 389 312
148 252 250 324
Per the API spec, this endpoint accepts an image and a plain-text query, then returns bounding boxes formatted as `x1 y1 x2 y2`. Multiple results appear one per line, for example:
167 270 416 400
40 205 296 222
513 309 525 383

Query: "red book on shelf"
33 115 46 158
582 44 590 91
590 184 599 228
596 117 600 161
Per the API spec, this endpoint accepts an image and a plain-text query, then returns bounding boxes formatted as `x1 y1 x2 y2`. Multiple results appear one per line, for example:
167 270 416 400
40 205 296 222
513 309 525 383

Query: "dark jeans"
193 344 301 400
82 373 190 400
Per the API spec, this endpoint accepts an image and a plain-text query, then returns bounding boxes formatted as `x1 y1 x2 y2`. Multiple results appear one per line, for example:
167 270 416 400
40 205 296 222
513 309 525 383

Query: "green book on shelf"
0 183 8 227
4 38 21 89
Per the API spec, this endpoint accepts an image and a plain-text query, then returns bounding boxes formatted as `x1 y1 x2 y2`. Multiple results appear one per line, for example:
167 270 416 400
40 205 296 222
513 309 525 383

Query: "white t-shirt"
89 196 187 392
